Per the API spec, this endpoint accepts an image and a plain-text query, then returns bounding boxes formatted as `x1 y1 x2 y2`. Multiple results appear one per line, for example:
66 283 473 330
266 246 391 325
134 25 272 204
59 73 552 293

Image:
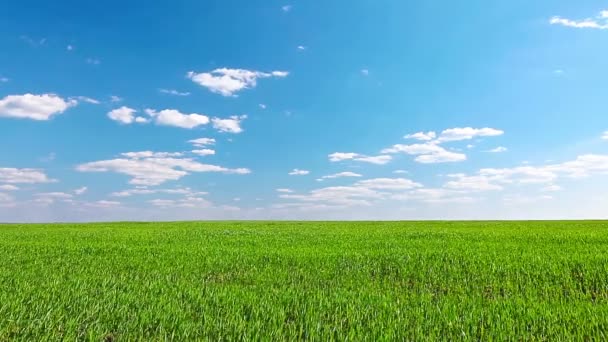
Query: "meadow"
1 221 608 340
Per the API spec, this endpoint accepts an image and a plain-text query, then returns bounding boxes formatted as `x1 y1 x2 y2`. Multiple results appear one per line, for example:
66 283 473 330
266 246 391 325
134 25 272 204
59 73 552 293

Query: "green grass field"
1 221 608 340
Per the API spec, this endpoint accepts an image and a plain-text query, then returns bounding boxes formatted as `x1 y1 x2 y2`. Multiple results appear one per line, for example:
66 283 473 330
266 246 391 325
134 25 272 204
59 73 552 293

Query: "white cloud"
67 45 74 51
444 174 504 191
485 146 508 153
211 115 246 133
276 188 293 193
159 89 191 96
361 69 369 76
318 172 362 181
442 154 608 193
282 5 292 12
393 170 408 174
328 153 359 162
108 106 139 124
355 155 393 165
437 127 504 142
602 131 608 140
259 104 267 109
0 94 77 121
74 96 100 105
404 131 436 141
110 95 123 103
328 152 392 165
187 68 288 97
383 127 502 164
279 186 383 207
88 200 121 208
391 188 477 204
149 197 211 208
0 185 18 191
112 187 206 197
289 169 310 176
278 177 420 208
121 151 184 158
0 168 54 184
550 10 608 30
36 192 73 199
34 192 74 205
145 109 210 129
192 149 215 156
354 178 421 190
382 143 466 164
74 186 88 195
0 77 9 83
77 152 250 186
297 46 306 51
189 138 216 147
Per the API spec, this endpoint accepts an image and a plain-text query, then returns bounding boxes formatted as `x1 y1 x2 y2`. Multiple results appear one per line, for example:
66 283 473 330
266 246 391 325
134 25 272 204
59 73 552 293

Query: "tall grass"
1 221 607 340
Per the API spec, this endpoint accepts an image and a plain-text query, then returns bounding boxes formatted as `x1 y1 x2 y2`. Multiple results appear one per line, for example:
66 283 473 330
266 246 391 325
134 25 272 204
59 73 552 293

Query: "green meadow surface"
1 221 608 340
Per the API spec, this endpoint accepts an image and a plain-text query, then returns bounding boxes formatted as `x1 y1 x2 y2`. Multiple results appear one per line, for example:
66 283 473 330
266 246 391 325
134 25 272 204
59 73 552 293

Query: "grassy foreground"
1 221 608 340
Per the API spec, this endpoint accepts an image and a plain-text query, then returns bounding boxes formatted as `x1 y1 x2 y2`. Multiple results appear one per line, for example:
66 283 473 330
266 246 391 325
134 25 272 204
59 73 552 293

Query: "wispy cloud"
550 10 608 29
289 169 310 176
159 89 191 96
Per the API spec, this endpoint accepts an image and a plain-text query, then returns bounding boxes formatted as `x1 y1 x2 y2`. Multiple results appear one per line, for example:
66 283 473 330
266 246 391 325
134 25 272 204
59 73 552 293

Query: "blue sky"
1 1 608 222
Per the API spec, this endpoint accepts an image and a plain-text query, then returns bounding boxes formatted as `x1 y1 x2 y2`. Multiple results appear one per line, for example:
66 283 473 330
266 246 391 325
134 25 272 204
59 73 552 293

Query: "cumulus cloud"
328 152 392 165
289 169 310 176
405 131 437 141
437 127 504 142
382 143 466 164
192 149 215 156
145 109 209 129
211 115 247 133
0 94 77 120
77 152 250 186
108 106 140 124
187 68 288 97
550 10 608 29
0 168 55 184
382 127 503 164
602 131 608 140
